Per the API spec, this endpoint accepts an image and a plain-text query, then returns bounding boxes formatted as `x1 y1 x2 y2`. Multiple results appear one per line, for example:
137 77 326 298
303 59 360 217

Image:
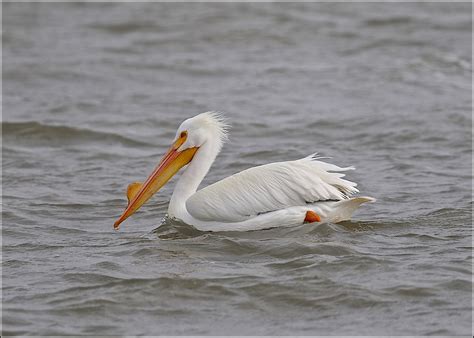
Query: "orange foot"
304 210 321 223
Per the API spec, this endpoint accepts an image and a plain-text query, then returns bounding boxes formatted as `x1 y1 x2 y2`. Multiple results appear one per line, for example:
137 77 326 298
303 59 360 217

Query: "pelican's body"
114 112 374 232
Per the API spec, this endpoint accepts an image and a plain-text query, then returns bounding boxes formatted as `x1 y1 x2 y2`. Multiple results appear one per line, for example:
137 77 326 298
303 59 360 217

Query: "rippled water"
3 3 472 335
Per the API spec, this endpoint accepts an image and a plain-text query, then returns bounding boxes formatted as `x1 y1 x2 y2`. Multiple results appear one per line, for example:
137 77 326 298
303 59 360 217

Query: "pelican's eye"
172 130 188 150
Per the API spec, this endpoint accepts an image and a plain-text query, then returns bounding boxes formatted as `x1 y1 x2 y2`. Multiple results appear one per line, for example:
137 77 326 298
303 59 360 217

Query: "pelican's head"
113 112 228 229
173 111 228 152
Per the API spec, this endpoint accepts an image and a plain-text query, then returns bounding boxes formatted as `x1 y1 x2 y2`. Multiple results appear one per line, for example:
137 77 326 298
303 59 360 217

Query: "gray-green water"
2 3 472 335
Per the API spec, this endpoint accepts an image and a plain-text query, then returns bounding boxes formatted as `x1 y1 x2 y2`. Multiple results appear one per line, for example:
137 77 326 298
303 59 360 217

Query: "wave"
151 216 408 239
363 16 414 27
2 121 152 148
88 21 164 35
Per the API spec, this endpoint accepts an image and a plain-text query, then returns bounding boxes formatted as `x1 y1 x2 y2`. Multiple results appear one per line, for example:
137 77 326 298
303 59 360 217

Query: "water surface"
2 3 472 335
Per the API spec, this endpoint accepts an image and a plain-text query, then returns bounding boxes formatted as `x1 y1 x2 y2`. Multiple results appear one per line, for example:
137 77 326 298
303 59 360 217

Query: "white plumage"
114 112 375 232
187 155 358 223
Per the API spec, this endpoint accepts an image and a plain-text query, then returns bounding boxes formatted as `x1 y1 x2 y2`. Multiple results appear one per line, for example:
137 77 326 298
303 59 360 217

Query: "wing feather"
186 154 359 222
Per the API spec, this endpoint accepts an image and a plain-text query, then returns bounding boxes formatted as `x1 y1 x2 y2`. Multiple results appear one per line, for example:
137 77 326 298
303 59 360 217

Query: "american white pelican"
114 112 375 232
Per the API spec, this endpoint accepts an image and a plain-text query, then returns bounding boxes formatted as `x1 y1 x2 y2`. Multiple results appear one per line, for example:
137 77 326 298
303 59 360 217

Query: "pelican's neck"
168 138 221 219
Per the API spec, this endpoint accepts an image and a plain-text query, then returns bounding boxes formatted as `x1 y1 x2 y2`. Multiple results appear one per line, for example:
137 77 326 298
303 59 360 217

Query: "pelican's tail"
327 196 376 223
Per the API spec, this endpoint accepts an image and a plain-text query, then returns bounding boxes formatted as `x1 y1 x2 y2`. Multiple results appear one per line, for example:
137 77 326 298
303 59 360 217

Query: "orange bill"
114 132 198 230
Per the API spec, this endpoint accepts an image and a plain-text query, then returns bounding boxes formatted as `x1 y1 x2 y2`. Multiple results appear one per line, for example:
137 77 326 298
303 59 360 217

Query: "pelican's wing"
186 154 359 222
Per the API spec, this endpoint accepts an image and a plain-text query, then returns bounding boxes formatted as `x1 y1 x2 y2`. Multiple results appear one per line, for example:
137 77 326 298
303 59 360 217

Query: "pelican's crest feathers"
196 111 230 144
